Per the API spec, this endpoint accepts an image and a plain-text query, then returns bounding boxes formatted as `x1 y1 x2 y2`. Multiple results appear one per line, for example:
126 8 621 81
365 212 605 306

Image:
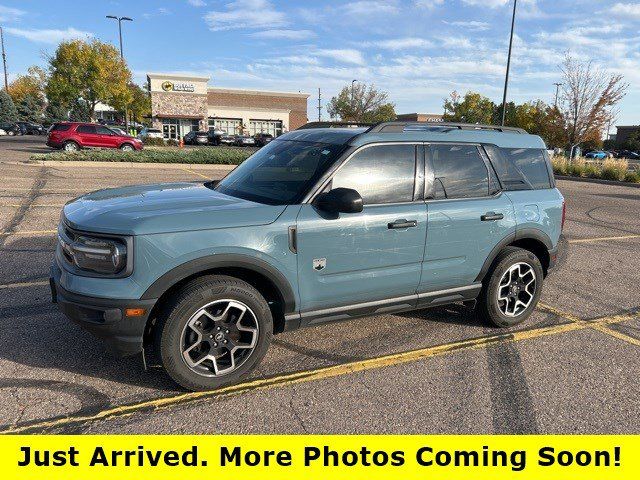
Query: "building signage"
161 81 195 93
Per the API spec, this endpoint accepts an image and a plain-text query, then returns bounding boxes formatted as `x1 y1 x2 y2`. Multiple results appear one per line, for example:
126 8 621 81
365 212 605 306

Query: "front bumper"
50 262 157 357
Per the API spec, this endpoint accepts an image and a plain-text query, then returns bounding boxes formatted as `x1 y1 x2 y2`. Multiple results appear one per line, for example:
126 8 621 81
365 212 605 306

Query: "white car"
0 129 6 136
137 128 164 141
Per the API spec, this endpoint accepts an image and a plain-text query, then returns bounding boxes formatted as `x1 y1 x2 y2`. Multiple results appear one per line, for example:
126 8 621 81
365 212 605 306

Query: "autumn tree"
443 91 496 125
558 54 627 148
327 83 396 122
9 66 47 105
46 39 132 121
113 83 150 124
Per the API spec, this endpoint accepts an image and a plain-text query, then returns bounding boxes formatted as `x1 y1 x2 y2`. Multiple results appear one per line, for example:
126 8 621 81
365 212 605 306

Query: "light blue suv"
50 121 565 390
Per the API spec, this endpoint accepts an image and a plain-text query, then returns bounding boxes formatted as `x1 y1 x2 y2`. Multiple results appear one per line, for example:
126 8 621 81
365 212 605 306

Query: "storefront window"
209 118 242 135
249 120 283 137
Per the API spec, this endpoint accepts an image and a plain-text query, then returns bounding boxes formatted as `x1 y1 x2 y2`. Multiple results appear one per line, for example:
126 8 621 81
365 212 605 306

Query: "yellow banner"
0 435 638 479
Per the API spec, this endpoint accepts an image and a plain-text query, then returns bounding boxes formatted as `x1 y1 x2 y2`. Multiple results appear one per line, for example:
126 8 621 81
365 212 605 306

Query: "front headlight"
60 231 127 275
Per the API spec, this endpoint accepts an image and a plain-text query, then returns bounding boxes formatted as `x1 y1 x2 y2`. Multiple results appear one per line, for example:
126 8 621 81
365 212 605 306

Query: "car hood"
63 182 286 235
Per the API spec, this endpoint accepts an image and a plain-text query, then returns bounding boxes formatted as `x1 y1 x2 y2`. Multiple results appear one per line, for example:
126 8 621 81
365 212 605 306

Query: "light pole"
106 15 133 130
351 79 357 121
501 0 518 126
553 82 563 108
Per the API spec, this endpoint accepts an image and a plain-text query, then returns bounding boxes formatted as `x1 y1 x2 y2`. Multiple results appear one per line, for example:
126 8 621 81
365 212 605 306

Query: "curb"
556 175 640 189
0 160 237 170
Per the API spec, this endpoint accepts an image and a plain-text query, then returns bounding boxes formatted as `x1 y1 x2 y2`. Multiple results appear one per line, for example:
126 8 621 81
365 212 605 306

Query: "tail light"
561 200 566 231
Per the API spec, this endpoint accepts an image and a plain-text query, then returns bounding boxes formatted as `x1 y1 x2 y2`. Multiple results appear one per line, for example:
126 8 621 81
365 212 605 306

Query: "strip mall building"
147 73 309 140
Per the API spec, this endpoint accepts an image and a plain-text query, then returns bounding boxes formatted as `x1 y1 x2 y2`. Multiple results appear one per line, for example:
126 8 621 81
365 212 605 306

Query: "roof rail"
297 121 374 130
367 121 527 134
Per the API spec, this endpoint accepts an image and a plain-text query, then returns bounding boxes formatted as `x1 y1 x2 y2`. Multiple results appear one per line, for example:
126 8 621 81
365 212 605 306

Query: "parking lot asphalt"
0 137 638 434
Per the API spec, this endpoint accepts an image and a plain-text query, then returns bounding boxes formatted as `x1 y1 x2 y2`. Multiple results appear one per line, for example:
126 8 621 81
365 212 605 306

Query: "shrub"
582 162 599 178
31 146 256 165
601 158 628 181
551 156 569 175
142 137 165 146
624 171 640 183
567 156 586 177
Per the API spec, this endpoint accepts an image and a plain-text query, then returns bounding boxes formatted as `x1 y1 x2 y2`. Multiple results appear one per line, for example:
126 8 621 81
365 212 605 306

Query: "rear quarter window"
484 146 552 190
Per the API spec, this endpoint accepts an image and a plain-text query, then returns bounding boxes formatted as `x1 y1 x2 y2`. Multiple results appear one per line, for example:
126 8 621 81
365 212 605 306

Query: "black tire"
62 141 80 152
119 143 134 151
155 275 273 391
476 247 544 328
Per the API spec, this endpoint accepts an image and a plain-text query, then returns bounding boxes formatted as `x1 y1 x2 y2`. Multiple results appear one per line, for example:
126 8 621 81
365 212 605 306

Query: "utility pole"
0 27 8 92
106 16 133 131
317 88 322 122
553 82 563 108
501 0 518 126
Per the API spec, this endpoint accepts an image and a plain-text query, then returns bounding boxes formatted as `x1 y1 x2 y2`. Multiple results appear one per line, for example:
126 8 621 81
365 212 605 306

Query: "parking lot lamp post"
501 0 518 126
106 15 133 130
553 82 563 108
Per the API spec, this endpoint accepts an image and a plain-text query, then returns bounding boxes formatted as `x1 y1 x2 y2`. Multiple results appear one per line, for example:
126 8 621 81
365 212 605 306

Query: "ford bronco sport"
51 121 564 391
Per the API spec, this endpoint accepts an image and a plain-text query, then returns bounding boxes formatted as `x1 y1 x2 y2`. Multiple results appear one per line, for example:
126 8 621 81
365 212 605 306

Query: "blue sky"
0 0 638 126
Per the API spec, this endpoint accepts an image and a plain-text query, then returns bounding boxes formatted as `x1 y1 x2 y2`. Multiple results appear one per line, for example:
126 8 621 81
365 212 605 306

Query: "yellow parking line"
0 230 56 237
2 309 633 434
589 323 640 347
0 279 49 290
539 301 640 348
181 166 211 180
569 234 640 244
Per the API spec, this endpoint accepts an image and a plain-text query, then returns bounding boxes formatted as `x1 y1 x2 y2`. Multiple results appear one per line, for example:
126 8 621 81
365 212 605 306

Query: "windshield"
215 139 347 205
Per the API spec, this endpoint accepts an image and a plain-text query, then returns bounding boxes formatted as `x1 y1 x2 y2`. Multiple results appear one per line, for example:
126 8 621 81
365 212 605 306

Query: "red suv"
47 122 143 152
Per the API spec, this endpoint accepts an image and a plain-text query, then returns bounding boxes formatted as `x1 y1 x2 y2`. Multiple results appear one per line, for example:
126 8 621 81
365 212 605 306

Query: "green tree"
0 90 19 122
46 39 132 121
327 83 396 122
623 130 640 152
116 83 150 125
443 91 496 125
44 101 68 124
68 99 92 122
16 93 45 122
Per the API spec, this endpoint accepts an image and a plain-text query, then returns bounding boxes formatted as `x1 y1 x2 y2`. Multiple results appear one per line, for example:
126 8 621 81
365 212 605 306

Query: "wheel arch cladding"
141 254 296 338
475 229 552 282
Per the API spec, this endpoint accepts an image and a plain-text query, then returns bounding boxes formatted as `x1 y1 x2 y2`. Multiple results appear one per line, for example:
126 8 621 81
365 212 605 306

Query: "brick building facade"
147 73 309 140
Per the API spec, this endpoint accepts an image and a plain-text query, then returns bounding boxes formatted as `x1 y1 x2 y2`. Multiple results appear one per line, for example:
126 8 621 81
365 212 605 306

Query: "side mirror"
314 188 363 214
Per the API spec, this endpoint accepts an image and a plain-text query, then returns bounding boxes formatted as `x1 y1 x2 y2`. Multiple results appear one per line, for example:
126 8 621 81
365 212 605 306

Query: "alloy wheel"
180 299 259 377
496 262 537 317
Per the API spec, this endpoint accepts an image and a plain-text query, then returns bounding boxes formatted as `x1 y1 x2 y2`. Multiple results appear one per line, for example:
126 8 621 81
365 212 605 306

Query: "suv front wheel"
155 275 273 391
477 247 544 328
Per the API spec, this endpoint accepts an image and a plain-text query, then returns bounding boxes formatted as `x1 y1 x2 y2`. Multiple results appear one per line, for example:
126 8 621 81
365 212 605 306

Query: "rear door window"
330 144 416 205
429 144 489 199
76 125 96 134
484 146 552 190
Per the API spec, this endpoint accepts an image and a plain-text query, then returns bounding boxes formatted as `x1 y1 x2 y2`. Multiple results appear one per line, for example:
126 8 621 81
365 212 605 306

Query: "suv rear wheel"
155 275 273 391
63 141 79 152
476 247 544 328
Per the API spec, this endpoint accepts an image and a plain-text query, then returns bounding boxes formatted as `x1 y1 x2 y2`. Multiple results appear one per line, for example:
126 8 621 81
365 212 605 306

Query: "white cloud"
342 0 400 16
250 29 315 40
143 8 171 19
414 0 444 9
314 48 366 65
204 0 287 31
442 36 474 49
0 5 25 22
361 37 434 50
610 2 640 19
462 0 509 7
187 0 206 6
5 27 92 44
443 20 491 31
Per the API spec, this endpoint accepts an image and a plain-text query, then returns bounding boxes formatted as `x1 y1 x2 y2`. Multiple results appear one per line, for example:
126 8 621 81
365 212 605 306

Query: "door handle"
481 212 504 221
388 219 418 229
